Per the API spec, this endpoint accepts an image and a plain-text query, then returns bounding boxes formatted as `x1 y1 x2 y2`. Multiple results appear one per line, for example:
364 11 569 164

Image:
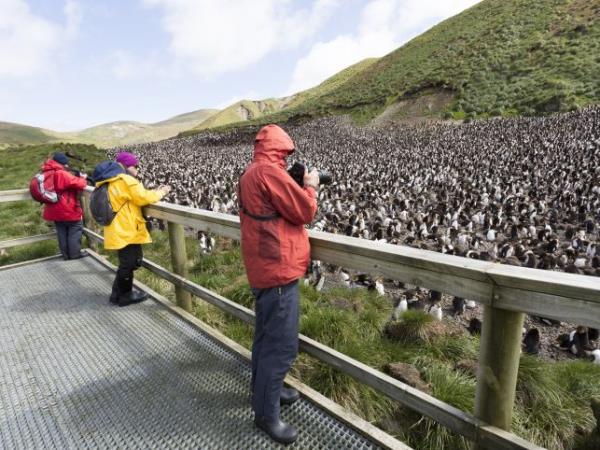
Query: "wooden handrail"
115 191 600 329
0 232 56 250
83 231 542 450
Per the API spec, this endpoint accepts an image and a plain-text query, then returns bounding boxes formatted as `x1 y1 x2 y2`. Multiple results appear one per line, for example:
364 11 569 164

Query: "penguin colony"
114 106 600 361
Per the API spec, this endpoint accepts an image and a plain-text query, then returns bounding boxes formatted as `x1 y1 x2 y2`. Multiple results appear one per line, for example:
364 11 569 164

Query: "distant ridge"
0 109 217 149
188 58 378 132
0 122 56 148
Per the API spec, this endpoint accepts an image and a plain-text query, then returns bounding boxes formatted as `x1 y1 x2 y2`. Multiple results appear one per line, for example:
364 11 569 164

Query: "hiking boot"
118 290 149 307
254 416 298 445
280 387 300 406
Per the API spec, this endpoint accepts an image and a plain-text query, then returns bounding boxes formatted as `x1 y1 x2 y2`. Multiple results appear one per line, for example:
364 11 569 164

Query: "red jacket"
239 125 317 288
42 159 87 222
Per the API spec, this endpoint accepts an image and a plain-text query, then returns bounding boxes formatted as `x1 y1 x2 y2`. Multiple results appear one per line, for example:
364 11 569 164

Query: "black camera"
288 161 332 187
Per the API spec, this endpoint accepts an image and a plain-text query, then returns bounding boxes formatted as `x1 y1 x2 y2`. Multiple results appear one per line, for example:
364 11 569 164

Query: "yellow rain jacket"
96 173 163 250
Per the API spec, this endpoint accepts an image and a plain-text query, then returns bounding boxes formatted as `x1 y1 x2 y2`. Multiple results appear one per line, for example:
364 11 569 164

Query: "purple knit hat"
116 152 139 168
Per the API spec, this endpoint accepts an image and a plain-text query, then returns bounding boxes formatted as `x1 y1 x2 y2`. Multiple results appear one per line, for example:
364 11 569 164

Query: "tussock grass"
3 198 599 448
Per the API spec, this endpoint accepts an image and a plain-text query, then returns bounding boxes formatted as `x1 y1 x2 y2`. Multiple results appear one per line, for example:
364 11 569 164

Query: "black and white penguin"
452 296 465 316
468 318 482 335
523 328 541 355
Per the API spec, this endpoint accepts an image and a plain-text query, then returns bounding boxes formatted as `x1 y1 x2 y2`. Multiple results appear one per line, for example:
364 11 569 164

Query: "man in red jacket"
42 152 88 260
239 124 319 444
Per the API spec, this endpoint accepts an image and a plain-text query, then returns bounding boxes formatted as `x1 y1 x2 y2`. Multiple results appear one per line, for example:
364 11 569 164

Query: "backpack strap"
238 169 281 221
109 183 129 216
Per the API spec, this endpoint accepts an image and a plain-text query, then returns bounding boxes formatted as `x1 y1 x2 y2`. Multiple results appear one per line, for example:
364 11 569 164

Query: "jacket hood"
253 124 295 167
93 161 126 184
42 159 66 172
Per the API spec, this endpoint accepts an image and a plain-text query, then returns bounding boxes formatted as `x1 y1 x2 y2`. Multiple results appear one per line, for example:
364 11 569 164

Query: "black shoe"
280 387 300 406
254 416 298 445
118 290 149 307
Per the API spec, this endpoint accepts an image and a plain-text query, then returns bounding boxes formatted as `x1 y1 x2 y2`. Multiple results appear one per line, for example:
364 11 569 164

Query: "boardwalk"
0 256 381 449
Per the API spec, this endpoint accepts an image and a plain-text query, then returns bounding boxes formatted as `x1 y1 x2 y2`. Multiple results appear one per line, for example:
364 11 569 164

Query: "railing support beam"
475 305 525 433
167 221 192 312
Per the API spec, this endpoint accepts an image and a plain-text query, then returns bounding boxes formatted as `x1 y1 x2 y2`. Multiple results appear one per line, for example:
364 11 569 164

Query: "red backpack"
29 170 59 204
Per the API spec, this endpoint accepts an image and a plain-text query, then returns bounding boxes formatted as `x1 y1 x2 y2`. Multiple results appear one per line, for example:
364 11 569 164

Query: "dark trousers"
54 220 83 260
251 280 300 420
111 244 143 299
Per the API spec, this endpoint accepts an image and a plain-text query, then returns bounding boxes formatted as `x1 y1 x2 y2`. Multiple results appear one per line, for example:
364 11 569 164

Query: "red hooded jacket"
41 159 87 222
239 125 317 288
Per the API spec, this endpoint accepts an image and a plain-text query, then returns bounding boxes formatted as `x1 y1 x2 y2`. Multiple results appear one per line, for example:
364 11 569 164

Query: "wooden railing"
5 187 600 449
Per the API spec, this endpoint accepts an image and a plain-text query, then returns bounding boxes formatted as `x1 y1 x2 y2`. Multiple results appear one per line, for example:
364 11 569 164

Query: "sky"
0 0 481 131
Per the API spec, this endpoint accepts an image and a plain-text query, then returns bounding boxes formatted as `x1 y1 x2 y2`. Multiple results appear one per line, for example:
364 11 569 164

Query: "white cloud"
144 0 340 78
0 0 81 77
287 0 481 94
64 0 82 37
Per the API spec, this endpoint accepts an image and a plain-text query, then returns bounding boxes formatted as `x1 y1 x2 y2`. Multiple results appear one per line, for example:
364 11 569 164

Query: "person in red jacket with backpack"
42 152 88 259
238 124 319 444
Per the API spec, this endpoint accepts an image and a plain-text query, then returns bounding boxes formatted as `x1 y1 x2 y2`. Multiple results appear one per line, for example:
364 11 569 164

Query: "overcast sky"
0 0 481 131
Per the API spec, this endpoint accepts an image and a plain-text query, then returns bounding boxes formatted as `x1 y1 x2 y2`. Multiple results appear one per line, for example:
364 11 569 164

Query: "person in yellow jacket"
92 152 171 306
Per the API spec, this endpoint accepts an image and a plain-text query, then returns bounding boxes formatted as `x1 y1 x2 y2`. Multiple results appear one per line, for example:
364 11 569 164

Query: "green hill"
192 100 287 131
184 0 600 134
0 122 57 149
183 58 378 136
308 0 600 122
0 109 217 149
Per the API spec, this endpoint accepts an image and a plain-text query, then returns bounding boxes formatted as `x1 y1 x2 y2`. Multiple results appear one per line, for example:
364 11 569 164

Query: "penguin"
452 296 465 316
375 279 386 297
429 304 443 321
468 318 482 335
429 290 442 304
523 328 541 355
392 297 408 320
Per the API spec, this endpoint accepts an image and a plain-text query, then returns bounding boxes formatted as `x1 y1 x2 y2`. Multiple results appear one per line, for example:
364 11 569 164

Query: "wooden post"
80 195 98 252
474 303 525 433
167 221 192 312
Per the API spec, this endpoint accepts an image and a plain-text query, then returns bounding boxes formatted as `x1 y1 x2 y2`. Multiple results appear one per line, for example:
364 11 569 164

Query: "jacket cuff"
304 186 316 198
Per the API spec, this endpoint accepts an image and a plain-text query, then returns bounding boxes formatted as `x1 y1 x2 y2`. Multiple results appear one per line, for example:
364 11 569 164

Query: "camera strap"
238 170 281 221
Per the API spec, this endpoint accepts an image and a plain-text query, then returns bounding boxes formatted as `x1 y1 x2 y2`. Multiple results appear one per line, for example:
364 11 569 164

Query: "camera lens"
318 170 332 185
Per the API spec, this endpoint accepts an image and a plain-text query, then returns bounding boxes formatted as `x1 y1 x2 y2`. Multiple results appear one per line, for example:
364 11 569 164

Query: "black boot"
109 278 119 304
118 290 149 307
280 387 300 406
254 416 298 445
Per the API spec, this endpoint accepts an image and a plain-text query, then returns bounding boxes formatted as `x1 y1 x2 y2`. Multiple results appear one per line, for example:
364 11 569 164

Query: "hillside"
0 122 57 149
192 100 288 131
0 109 217 149
186 58 378 134
183 0 600 134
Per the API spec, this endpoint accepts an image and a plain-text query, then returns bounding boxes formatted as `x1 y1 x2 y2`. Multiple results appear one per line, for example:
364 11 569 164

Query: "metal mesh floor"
0 257 381 449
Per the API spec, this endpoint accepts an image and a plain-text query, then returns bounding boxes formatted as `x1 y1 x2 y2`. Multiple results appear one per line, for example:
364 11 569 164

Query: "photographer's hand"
158 185 172 197
304 168 320 189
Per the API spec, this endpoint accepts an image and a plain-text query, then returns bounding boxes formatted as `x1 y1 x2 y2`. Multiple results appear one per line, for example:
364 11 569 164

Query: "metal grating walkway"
0 257 381 449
